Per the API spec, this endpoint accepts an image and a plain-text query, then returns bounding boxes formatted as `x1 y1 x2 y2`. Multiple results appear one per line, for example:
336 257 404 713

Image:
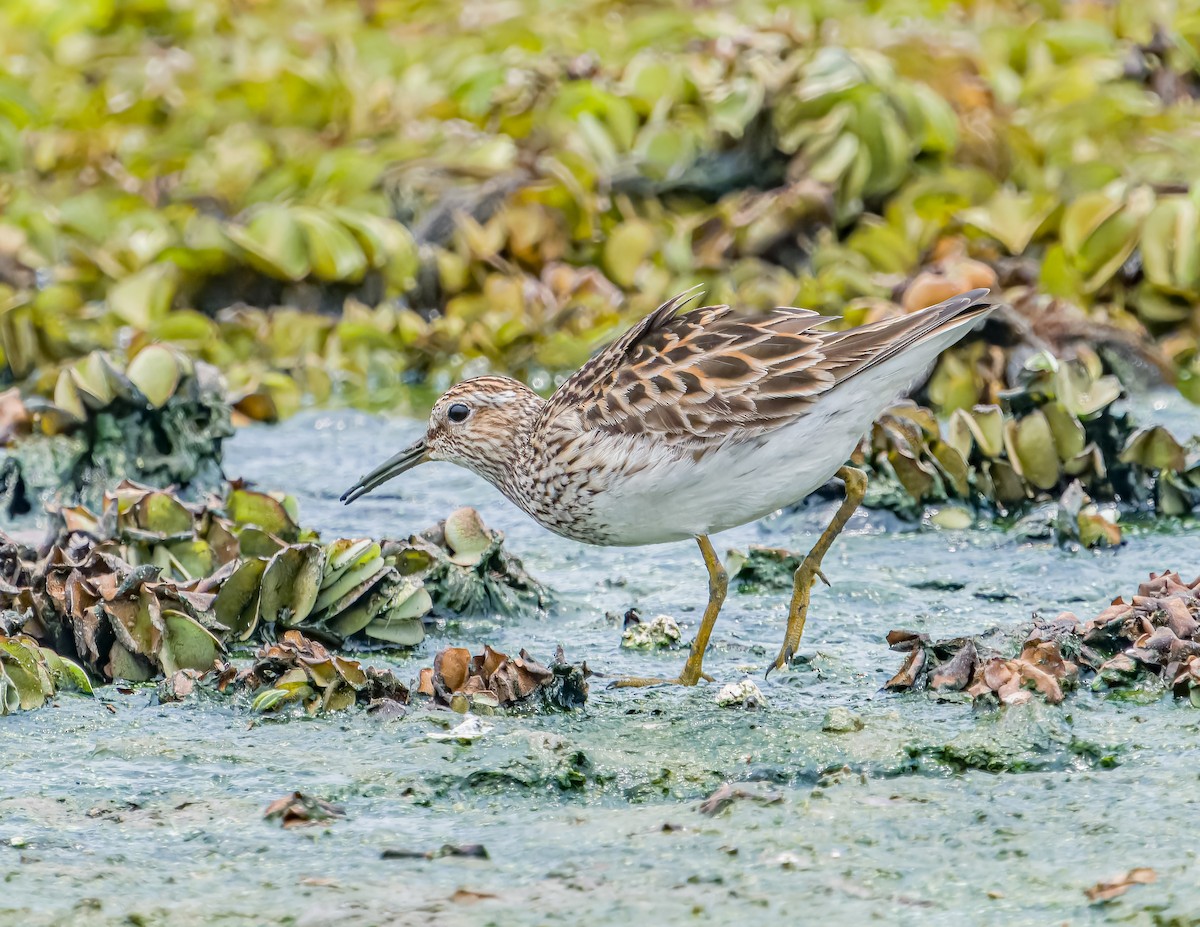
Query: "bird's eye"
447 403 471 424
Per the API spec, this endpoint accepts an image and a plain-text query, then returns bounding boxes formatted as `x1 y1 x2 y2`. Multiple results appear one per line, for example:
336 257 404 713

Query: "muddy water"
3 394 1198 926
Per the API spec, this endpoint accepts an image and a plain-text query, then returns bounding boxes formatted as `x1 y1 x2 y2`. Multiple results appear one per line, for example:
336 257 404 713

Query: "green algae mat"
4 408 1198 926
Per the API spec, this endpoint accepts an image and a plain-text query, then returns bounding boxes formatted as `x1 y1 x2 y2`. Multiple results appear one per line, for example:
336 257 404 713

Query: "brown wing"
541 288 993 448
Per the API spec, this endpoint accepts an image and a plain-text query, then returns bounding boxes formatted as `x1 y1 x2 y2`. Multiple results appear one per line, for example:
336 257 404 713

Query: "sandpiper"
342 287 997 685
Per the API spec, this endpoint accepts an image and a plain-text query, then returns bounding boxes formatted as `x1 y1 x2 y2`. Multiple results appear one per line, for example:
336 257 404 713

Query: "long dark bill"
339 438 428 504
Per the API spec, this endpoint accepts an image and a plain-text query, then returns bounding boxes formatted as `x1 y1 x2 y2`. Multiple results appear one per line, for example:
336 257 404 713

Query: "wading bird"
342 288 996 686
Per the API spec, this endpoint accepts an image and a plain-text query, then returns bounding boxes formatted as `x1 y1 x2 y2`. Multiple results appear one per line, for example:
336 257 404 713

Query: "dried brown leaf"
263 792 345 829
929 641 976 691
1084 868 1156 902
884 646 926 690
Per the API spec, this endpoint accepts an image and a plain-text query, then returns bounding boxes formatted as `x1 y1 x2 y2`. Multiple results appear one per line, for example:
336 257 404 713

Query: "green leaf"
1119 426 1187 472
252 688 290 712
108 264 178 330
603 220 657 288
960 190 1059 254
293 207 368 283
213 558 266 641
224 206 310 281
259 544 326 629
1006 411 1060 491
227 489 298 540
1141 197 1200 295
126 344 182 408
159 612 222 675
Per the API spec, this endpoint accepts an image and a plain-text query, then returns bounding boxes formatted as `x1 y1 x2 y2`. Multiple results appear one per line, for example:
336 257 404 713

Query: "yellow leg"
768 466 868 675
611 534 727 688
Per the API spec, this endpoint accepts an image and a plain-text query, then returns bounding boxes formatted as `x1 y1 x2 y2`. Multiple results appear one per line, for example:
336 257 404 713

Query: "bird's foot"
607 670 713 689
765 645 795 679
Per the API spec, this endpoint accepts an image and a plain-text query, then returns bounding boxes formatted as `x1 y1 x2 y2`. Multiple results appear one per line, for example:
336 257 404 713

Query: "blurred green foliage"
1 0 1199 417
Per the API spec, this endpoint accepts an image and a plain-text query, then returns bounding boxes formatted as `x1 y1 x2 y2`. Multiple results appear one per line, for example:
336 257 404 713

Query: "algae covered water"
3 398 1199 926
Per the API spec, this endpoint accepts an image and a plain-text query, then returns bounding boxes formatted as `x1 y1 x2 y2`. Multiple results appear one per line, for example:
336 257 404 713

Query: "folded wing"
541 288 994 450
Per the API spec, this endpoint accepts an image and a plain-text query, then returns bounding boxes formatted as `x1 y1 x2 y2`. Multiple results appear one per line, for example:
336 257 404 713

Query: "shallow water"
3 393 1199 926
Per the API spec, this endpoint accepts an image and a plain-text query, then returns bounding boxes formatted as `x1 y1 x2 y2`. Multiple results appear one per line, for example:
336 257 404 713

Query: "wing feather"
541 288 995 451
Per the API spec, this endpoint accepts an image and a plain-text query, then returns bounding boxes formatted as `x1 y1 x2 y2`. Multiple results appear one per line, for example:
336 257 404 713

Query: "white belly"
590 400 864 545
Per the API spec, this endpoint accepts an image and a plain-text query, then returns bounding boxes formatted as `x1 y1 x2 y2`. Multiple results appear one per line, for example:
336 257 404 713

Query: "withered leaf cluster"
3 524 224 683
263 791 346 829
885 625 1079 706
1073 571 1200 703
208 630 410 715
887 570 1200 707
417 644 588 712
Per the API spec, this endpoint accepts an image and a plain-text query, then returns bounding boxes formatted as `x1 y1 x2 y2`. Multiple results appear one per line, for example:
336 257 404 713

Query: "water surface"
3 394 1198 926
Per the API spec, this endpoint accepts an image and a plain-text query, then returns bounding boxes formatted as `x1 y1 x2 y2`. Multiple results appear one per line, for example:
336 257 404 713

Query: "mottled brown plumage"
342 287 998 685
543 287 991 451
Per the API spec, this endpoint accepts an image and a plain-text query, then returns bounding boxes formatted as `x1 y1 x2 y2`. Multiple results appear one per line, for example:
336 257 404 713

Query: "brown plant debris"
156 630 409 715
450 889 500 904
237 631 410 715
1077 571 1200 703
417 644 589 712
25 529 227 683
1084 867 1157 903
263 792 346 829
699 782 785 817
887 570 1200 707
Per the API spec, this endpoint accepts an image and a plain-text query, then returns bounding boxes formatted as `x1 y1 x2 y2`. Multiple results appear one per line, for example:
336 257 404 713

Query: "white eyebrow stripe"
474 390 518 407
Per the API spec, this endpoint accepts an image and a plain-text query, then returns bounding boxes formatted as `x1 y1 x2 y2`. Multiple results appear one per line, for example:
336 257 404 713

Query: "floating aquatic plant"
387 506 552 620
885 570 1200 708
0 633 91 715
236 631 410 716
0 489 552 705
417 644 589 713
1 0 1198 420
856 348 1200 537
0 349 231 517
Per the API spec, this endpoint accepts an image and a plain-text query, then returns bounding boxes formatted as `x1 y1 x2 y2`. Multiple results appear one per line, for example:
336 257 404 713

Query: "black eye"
447 403 470 424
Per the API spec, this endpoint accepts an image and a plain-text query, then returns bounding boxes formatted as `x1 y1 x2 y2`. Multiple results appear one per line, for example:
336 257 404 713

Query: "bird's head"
340 375 543 504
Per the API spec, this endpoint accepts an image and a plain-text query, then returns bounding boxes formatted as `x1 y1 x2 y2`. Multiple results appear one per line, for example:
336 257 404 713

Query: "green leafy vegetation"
0 350 230 516
0 488 549 708
859 348 1200 536
0 633 91 714
1 0 1198 421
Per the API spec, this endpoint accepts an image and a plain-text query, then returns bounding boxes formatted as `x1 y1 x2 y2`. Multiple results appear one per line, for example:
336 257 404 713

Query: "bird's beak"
340 438 429 504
